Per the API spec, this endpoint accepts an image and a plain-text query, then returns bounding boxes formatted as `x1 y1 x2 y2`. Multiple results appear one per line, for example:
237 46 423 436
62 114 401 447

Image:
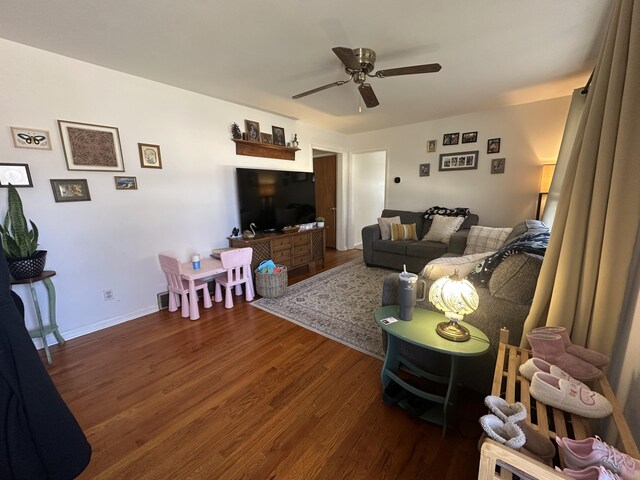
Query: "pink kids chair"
214 247 255 308
158 253 212 318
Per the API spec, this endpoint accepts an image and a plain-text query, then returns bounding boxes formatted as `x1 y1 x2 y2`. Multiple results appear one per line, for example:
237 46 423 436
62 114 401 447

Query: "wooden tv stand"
228 228 325 274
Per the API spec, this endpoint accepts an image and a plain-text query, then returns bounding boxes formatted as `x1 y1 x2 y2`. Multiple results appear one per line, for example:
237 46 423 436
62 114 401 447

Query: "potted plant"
0 184 47 279
316 217 325 228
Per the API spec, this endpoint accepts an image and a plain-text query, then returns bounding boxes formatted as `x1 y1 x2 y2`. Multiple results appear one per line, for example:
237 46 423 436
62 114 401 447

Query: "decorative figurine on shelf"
231 123 242 140
231 227 240 237
292 134 299 148
242 223 257 239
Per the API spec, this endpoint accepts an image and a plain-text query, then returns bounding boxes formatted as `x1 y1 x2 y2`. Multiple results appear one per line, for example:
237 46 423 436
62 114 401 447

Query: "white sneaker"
529 372 612 418
519 357 589 390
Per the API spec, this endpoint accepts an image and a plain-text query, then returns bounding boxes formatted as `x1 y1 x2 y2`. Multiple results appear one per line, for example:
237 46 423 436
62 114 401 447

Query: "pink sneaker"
559 466 622 480
557 436 640 480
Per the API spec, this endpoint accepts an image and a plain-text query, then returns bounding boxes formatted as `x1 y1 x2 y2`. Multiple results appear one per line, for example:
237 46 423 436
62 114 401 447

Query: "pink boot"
526 332 602 382
532 326 609 368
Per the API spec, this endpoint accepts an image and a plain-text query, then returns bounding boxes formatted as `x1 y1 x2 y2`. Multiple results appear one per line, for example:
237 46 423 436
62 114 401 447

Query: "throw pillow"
420 251 495 280
503 219 548 245
423 214 464 243
424 206 470 220
390 223 418 241
378 216 401 240
463 226 513 255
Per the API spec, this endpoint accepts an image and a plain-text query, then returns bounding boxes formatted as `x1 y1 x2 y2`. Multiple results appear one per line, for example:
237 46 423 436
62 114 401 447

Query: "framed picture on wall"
438 151 479 171
462 131 478 143
10 127 52 150
443 132 459 145
138 143 162 169
244 120 260 142
419 163 431 177
0 163 33 187
50 179 91 202
487 138 501 154
426 139 436 153
272 126 286 146
491 158 506 174
58 120 124 171
114 176 138 190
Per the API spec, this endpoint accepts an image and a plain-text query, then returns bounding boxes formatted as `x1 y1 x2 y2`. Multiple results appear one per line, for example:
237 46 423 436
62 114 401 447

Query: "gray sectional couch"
379 219 550 394
361 209 480 273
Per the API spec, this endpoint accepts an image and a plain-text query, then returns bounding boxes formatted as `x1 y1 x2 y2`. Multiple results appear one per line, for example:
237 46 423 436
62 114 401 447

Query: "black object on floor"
382 381 410 406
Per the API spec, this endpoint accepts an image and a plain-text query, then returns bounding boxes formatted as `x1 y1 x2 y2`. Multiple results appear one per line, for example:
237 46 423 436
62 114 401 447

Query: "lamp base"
436 321 470 342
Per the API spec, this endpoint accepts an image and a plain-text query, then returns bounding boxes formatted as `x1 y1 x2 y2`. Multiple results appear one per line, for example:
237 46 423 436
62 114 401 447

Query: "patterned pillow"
390 223 418 241
420 251 495 280
424 206 470 220
423 215 464 243
464 226 513 255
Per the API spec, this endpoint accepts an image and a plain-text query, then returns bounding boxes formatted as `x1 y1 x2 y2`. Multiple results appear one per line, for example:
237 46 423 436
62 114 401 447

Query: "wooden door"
313 155 337 249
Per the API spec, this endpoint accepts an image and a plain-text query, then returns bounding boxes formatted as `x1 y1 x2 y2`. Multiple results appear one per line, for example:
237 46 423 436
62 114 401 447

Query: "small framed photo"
491 158 506 174
244 120 261 142
272 126 286 146
0 163 33 187
58 120 124 171
487 138 501 154
114 176 138 190
462 131 478 144
50 179 91 202
138 143 162 169
443 132 459 146
10 127 52 150
260 132 273 144
426 139 436 153
439 151 479 171
419 163 431 177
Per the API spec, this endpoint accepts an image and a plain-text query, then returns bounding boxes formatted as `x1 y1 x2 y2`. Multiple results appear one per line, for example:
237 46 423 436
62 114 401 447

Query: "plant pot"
317 222 325 228
7 250 47 280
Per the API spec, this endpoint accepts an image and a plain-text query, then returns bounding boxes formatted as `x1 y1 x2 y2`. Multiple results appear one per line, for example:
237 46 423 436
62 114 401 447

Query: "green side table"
11 270 65 364
375 305 489 435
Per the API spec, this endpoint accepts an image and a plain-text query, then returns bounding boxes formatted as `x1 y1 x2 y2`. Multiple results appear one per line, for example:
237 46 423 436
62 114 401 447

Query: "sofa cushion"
391 223 418 241
504 219 548 245
377 216 401 240
423 206 470 220
423 215 464 243
489 253 543 304
420 251 495 280
373 239 410 255
405 241 448 260
381 209 425 235
464 226 513 255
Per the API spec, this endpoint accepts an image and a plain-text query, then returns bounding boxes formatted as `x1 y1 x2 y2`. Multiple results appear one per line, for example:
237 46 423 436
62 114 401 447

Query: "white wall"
0 39 348 339
350 150 386 247
348 97 571 227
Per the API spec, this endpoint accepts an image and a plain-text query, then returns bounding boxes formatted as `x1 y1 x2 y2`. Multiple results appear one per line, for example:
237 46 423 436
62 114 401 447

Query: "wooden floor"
45 249 485 479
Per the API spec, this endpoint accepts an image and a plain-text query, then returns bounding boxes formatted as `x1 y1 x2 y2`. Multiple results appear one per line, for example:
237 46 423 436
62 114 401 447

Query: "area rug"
251 259 395 359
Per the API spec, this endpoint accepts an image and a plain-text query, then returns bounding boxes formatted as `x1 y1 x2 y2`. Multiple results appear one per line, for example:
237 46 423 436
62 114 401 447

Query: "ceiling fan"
292 47 442 108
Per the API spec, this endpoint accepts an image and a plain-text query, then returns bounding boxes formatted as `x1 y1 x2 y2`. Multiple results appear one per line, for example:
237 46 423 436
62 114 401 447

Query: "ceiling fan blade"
292 80 348 99
358 83 379 108
332 46 361 70
376 63 442 78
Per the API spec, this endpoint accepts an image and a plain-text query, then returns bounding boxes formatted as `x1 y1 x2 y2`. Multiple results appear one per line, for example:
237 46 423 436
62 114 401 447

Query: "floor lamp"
536 164 555 220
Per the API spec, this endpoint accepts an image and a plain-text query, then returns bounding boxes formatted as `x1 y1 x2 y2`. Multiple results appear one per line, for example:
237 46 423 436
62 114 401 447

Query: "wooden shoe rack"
478 328 639 480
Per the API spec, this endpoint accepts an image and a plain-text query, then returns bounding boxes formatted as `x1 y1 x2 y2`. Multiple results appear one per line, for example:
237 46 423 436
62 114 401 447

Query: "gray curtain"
521 0 640 359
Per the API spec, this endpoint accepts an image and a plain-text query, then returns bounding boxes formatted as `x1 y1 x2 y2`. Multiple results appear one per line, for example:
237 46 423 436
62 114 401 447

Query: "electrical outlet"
103 289 114 301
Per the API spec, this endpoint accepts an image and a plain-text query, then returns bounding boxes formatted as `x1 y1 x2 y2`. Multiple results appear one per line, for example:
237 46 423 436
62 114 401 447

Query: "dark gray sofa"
379 220 549 394
361 209 480 273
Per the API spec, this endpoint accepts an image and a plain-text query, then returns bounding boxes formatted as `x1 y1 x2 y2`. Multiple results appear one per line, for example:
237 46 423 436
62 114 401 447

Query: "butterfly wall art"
10 127 52 150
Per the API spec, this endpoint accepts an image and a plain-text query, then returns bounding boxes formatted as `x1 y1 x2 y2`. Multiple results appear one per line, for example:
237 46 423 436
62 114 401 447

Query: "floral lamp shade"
428 270 478 342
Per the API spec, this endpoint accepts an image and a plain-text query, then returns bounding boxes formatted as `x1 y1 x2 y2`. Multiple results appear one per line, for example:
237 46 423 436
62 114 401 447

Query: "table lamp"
428 270 478 342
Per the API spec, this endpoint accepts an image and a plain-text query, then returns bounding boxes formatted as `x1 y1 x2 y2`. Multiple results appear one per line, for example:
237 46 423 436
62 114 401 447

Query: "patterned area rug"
251 259 395 359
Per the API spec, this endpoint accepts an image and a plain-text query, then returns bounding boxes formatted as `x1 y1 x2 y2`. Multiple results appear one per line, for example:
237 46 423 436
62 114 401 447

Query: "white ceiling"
0 0 612 134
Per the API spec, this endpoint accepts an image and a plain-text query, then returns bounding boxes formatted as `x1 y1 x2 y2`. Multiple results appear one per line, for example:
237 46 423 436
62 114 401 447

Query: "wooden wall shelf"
232 139 300 161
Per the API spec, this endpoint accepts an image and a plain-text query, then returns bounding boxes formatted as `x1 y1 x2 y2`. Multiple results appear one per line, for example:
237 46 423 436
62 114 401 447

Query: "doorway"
313 152 337 249
351 150 386 248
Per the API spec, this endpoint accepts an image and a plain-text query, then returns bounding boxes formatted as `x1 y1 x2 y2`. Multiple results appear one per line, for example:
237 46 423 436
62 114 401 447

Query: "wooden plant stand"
478 328 639 480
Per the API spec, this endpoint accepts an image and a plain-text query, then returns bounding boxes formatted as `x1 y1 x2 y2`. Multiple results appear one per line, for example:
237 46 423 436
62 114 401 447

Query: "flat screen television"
236 168 316 232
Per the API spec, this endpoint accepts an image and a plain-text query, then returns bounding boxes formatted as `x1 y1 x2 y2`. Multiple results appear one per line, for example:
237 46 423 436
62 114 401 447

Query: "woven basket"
255 265 288 298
